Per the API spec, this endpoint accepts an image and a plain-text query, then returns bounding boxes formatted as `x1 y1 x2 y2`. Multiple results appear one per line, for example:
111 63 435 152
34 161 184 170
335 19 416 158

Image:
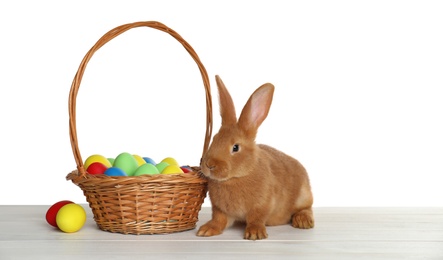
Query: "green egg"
107 158 115 165
155 162 170 173
133 163 160 176
113 152 139 176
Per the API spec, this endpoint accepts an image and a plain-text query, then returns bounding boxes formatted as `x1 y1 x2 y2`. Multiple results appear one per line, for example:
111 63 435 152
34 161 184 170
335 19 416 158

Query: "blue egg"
104 167 127 177
143 157 156 165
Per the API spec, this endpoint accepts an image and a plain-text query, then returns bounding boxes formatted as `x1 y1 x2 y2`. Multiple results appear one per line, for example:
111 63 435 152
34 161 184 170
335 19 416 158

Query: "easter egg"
155 162 170 173
104 167 127 176
56 204 86 233
86 162 107 175
113 152 139 176
180 166 193 173
133 163 160 176
161 157 179 166
46 200 74 227
84 154 112 169
133 154 146 166
143 157 156 165
107 158 115 165
161 165 184 175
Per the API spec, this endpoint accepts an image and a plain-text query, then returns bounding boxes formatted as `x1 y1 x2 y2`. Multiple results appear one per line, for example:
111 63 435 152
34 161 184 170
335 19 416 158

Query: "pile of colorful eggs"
84 152 192 176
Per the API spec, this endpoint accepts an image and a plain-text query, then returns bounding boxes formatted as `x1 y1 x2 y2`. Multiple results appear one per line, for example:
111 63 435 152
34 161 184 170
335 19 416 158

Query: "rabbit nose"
206 162 215 170
204 159 216 170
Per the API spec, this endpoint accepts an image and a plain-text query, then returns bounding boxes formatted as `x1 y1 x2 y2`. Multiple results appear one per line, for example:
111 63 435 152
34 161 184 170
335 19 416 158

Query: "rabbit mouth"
206 174 231 182
200 167 230 182
200 158 231 181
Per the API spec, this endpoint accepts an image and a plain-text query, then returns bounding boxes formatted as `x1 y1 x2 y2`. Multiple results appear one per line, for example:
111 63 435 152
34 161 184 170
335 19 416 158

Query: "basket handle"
68 21 213 177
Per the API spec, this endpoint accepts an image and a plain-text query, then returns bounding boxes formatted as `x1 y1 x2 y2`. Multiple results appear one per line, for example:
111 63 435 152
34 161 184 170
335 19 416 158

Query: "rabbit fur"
197 75 314 240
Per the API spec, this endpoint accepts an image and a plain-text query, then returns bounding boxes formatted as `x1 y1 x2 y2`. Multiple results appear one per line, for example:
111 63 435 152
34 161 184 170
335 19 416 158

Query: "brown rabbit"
197 75 314 240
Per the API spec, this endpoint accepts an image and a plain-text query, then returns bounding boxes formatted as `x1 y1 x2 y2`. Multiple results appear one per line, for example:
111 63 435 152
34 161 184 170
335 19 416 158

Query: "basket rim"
66 167 208 187
68 21 213 177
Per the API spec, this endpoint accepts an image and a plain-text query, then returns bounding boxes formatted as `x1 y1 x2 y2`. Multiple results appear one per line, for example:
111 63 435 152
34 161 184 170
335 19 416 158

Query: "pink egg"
86 162 107 175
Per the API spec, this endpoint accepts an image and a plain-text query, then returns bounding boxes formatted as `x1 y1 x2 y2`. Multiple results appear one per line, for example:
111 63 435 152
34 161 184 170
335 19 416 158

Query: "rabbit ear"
238 83 275 137
216 75 237 126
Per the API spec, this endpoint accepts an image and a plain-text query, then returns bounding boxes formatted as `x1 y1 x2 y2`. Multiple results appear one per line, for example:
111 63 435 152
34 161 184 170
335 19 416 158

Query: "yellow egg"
56 204 86 233
133 154 146 166
160 157 179 166
161 165 184 175
155 162 169 173
84 154 112 169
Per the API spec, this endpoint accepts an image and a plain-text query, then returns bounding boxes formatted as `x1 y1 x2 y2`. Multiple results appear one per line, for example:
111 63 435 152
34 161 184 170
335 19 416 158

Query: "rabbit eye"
232 144 240 153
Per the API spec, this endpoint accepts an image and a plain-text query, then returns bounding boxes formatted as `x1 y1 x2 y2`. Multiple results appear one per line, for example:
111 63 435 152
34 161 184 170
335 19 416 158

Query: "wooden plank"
1 240 442 259
0 206 442 259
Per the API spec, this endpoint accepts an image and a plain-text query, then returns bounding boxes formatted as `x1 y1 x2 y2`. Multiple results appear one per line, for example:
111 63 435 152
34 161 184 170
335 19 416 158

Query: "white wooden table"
1 206 442 259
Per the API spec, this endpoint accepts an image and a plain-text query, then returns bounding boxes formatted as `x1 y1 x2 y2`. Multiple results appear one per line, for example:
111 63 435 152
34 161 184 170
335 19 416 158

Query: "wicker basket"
66 21 212 235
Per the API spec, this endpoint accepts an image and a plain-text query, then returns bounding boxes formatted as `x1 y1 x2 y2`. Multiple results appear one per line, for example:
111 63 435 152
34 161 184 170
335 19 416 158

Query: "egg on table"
56 203 87 233
46 200 74 227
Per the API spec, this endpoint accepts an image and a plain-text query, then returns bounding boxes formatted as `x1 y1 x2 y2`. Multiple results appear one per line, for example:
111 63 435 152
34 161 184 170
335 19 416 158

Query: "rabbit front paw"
197 222 224 237
244 224 268 240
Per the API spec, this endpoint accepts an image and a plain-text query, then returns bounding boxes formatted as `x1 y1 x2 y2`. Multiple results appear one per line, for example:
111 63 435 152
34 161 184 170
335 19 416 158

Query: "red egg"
86 162 107 175
180 166 192 173
46 200 74 227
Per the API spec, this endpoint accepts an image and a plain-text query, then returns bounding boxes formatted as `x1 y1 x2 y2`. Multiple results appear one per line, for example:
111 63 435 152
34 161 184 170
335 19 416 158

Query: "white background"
0 1 442 207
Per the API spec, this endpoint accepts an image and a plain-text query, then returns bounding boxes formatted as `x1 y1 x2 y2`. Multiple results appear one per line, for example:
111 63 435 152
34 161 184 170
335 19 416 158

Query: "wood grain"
0 206 442 259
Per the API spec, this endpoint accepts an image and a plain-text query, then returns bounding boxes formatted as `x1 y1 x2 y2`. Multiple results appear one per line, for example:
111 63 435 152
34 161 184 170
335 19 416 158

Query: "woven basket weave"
66 21 212 235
